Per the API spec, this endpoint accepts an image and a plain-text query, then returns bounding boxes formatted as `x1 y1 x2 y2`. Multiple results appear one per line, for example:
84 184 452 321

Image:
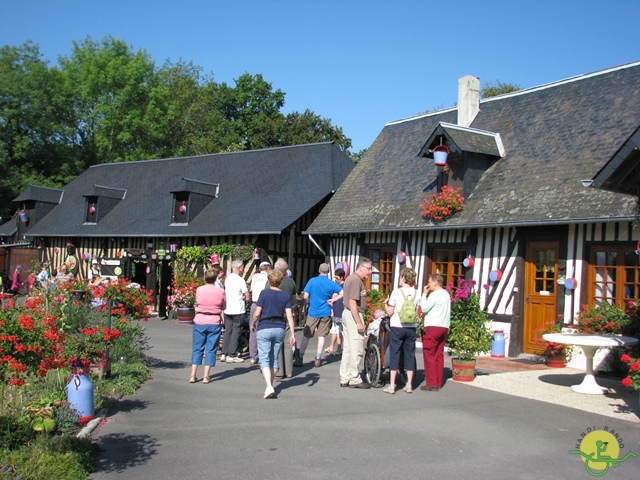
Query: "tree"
58 36 168 165
481 81 520 99
0 42 77 219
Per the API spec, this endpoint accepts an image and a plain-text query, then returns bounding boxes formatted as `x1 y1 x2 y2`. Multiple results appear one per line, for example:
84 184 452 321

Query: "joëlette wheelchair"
363 316 416 388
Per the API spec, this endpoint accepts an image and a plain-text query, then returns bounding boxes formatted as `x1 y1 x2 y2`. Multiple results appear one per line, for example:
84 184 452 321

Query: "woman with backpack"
383 267 419 394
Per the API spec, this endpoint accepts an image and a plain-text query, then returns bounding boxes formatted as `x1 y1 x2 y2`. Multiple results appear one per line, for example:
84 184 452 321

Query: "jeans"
256 327 285 370
191 324 222 366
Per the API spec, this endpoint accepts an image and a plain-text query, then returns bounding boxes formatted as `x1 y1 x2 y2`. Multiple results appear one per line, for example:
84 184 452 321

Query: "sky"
1 0 639 153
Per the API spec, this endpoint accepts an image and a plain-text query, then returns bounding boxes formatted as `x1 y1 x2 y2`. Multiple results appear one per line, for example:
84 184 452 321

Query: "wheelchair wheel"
364 343 383 387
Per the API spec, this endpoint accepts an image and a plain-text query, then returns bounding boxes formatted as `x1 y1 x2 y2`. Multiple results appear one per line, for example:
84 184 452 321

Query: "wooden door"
523 242 558 354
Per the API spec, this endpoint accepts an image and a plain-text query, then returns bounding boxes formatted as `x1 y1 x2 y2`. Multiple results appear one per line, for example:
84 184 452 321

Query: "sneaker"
220 355 226 362
226 356 244 363
264 385 276 399
250 359 258 365
314 358 322 368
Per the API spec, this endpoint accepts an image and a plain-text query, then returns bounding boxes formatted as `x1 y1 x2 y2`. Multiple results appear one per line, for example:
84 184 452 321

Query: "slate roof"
306 62 640 234
25 142 353 238
13 185 64 204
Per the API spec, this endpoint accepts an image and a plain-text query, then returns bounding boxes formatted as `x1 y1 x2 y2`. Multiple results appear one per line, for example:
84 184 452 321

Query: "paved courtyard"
91 317 640 479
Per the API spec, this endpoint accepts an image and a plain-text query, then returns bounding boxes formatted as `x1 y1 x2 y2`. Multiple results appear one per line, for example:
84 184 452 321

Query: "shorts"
329 316 342 335
303 315 331 338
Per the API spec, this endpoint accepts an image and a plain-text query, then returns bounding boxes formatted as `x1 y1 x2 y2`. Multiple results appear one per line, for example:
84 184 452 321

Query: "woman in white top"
383 268 419 394
419 273 451 391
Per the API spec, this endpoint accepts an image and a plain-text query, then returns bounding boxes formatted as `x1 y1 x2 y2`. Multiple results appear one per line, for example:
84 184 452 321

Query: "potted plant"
534 318 572 367
421 185 465 222
445 279 493 381
168 268 203 325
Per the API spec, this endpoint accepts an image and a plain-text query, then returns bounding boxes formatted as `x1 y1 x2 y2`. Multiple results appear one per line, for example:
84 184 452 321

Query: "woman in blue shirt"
251 269 296 399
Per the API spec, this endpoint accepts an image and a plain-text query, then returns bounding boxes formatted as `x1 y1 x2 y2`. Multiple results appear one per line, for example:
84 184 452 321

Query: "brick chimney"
457 75 480 127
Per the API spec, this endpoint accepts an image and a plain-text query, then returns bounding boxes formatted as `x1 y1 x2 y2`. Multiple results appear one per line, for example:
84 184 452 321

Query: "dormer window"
82 185 126 225
86 197 98 224
170 178 219 226
173 194 189 224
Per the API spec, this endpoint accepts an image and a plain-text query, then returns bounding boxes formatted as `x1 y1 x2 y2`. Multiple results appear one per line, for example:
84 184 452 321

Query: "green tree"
481 81 520 98
0 42 76 219
58 36 168 164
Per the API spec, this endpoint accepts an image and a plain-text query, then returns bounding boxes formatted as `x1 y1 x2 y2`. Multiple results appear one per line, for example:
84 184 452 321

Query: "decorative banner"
564 277 578 290
335 261 350 277
489 270 503 282
397 251 407 264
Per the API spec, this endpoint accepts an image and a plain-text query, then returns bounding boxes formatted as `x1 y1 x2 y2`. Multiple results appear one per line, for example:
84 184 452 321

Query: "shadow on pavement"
96 433 160 474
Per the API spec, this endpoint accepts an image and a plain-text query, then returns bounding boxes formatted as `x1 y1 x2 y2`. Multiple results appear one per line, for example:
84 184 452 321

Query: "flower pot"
451 358 476 382
176 306 196 325
546 353 567 368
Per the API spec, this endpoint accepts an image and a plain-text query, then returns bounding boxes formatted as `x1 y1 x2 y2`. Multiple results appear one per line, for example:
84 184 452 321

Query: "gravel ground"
468 367 640 423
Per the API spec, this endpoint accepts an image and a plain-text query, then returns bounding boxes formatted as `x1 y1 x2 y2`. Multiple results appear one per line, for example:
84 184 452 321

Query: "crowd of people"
189 256 452 400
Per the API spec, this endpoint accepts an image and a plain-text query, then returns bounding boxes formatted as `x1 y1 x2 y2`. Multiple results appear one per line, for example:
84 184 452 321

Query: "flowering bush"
533 317 572 358
168 271 203 309
620 353 640 390
98 279 153 321
421 186 465 222
446 278 493 361
61 324 121 372
575 303 630 334
365 289 387 324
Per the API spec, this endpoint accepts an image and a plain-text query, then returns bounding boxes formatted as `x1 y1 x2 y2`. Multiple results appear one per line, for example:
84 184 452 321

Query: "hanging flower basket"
421 186 465 222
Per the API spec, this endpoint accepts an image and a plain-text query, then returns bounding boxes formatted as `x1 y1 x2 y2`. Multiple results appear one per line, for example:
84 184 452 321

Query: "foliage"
533 318 572 358
365 289 387 324
620 353 640 390
445 279 493 361
175 243 255 266
94 362 152 400
350 148 368 163
575 303 630 334
481 81 521 98
0 414 35 451
421 186 465 222
98 279 153 321
623 298 640 338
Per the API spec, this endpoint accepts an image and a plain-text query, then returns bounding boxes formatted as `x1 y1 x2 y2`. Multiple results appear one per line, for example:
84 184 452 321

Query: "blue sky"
1 0 639 153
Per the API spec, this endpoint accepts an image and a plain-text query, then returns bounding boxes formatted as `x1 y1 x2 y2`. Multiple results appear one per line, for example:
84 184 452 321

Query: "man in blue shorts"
294 263 342 367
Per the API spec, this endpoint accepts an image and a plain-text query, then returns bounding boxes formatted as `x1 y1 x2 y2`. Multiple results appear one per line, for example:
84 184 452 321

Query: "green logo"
569 428 636 476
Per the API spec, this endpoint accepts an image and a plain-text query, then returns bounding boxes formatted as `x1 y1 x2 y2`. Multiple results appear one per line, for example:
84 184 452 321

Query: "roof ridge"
386 60 640 127
88 142 336 169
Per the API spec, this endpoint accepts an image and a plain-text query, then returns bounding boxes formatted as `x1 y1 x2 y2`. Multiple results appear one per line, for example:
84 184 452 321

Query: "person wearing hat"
248 261 272 365
9 265 23 294
87 258 101 280
295 263 343 368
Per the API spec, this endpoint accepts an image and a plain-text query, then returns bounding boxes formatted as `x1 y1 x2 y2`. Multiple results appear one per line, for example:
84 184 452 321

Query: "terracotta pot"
176 306 196 325
546 355 567 368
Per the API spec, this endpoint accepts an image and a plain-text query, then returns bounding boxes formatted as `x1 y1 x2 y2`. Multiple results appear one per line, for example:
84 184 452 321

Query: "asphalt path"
91 317 640 480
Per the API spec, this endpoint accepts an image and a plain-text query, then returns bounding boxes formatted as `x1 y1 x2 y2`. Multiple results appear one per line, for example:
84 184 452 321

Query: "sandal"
189 375 197 384
324 348 333 355
403 385 413 394
382 386 395 395
202 376 210 384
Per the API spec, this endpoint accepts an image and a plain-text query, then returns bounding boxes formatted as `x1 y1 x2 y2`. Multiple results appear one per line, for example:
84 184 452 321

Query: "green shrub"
1 448 87 480
0 414 35 451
